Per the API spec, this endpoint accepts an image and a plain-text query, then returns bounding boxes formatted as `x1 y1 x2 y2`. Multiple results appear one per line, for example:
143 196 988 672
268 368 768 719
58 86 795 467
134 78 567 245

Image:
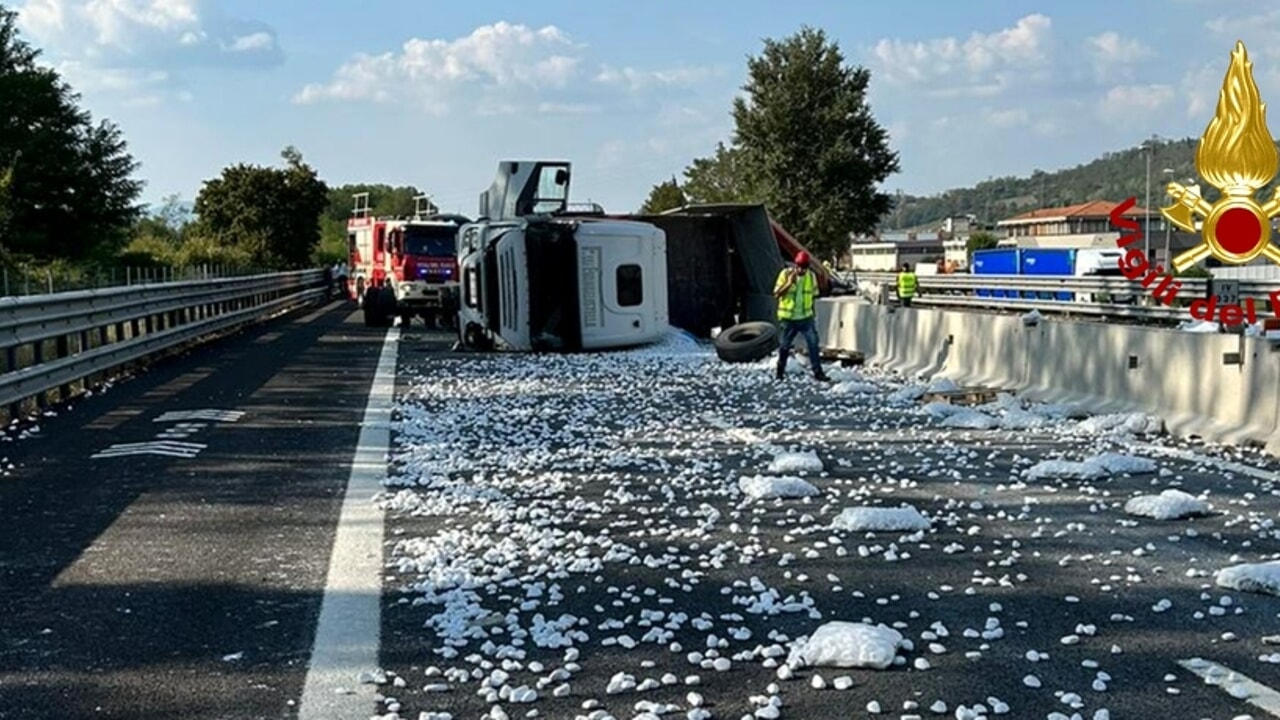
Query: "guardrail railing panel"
0 269 328 423
841 272 1256 326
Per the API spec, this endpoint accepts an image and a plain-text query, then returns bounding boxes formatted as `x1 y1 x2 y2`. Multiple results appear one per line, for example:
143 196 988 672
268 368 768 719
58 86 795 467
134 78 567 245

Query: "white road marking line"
1178 658 1280 717
153 409 245 423
91 448 202 459
91 440 207 459
297 326 398 719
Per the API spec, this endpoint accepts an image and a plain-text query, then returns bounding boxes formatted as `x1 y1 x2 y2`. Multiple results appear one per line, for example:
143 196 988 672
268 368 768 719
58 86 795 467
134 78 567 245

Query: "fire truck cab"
346 193 470 328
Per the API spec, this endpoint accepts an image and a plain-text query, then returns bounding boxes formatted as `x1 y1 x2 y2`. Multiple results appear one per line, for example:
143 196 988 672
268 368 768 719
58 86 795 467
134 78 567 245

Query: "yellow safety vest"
897 271 917 298
775 268 816 320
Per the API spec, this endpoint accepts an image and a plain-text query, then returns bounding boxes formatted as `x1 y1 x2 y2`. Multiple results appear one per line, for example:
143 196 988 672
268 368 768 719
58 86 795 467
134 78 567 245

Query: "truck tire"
714 321 779 363
362 286 383 327
378 287 397 327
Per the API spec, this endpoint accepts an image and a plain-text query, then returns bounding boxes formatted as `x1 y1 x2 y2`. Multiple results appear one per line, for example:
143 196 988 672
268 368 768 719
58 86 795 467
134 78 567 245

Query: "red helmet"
794 251 810 266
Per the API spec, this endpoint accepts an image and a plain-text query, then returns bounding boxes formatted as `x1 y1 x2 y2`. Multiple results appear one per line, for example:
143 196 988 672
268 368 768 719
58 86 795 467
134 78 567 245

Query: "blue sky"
12 0 1279 215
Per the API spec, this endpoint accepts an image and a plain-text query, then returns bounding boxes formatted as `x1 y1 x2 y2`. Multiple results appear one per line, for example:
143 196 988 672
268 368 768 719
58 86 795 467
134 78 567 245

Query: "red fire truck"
346 193 470 328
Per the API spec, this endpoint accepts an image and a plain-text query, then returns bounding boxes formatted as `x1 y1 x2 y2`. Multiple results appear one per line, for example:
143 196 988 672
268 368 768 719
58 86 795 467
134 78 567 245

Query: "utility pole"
1162 168 1175 264
1143 142 1152 263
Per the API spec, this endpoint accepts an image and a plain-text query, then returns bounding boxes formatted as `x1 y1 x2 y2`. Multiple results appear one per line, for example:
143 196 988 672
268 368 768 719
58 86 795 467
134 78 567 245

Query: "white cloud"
1085 31 1153 81
1205 8 1280 46
1180 45 1280 122
295 22 718 116
1182 62 1221 119
885 120 910 143
868 14 1052 97
984 108 1030 128
1098 84 1176 123
16 0 281 100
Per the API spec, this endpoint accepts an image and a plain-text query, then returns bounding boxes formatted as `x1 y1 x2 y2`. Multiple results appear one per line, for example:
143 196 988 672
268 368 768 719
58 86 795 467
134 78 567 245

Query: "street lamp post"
1162 168 1174 264
1144 144 1152 263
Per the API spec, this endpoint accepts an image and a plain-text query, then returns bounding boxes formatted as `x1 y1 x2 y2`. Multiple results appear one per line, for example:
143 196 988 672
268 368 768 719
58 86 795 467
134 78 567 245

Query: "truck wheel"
463 322 492 350
362 287 382 327
714 321 779 363
378 287 397 327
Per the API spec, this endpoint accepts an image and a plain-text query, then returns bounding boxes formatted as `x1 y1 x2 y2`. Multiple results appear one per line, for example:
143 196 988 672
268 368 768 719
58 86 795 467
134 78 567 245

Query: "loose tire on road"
714 321 779 363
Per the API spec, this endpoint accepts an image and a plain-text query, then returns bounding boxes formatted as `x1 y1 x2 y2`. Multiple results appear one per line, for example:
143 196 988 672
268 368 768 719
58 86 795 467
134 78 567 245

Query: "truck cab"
456 161 668 352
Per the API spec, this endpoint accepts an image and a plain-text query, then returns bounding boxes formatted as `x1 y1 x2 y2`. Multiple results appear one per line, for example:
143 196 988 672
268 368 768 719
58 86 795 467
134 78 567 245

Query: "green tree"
682 142 755 204
322 183 424 223
192 147 328 268
0 5 143 261
639 177 687 214
965 230 998 263
730 26 900 259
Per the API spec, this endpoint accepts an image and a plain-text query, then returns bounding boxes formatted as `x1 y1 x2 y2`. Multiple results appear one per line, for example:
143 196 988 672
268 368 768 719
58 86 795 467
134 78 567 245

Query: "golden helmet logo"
1165 41 1280 271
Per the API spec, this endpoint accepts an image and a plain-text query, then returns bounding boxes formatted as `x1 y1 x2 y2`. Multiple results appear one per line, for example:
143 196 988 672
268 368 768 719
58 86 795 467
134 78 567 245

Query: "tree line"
637 27 902 262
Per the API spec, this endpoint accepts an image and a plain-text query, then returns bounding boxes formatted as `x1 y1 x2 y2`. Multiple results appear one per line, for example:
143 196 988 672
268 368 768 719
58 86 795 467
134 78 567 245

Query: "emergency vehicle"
346 192 471 328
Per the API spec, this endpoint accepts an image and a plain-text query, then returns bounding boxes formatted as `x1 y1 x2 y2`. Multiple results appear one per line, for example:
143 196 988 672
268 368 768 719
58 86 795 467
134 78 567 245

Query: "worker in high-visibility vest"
773 251 831 382
896 263 917 307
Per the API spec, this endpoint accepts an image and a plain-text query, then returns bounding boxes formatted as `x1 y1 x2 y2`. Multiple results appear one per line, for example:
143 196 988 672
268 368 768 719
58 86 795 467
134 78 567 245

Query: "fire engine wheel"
362 286 394 327
714 321 780 363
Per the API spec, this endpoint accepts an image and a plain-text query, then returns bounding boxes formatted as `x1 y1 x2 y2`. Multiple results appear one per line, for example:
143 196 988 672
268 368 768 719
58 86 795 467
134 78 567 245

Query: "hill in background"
885 136 1280 231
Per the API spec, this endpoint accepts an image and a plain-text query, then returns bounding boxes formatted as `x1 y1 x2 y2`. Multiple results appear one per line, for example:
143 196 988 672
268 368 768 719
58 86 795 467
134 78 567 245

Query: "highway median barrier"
817 298 1280 456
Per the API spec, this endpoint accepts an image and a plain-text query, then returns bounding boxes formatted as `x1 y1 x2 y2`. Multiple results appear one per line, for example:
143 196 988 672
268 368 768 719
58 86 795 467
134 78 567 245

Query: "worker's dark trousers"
777 317 823 375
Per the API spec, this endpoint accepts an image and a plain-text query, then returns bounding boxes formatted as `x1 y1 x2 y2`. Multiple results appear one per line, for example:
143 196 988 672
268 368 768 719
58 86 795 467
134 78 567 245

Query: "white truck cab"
1073 248 1134 304
456 161 668 352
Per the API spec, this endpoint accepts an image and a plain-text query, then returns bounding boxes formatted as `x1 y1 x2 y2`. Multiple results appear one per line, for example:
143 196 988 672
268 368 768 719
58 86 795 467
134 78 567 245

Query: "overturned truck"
456 161 670 352
635 204 850 339
452 160 849 356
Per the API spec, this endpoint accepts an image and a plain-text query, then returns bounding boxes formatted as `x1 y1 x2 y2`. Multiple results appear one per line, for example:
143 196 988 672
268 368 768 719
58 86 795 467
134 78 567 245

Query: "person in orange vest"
773 251 831 382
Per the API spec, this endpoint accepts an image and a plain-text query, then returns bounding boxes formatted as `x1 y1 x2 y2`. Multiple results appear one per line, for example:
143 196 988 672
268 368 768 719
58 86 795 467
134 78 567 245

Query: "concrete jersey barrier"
817 298 1280 455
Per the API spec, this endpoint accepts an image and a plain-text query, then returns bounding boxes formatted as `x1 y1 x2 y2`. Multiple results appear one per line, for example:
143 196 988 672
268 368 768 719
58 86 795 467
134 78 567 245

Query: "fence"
0 263 269 298
0 269 328 422
847 272 1266 325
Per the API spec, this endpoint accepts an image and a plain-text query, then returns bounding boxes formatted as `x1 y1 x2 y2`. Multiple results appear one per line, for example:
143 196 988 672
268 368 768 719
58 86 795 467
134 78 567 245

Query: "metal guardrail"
846 272 1265 325
0 269 327 417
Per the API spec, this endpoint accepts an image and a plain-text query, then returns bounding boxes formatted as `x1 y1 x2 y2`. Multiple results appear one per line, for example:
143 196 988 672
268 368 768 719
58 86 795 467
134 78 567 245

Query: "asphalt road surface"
6 309 1280 720
0 300 388 720
380 326 1280 720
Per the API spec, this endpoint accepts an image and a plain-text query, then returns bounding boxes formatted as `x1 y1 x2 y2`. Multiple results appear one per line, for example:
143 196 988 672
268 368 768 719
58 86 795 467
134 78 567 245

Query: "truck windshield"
403 226 456 257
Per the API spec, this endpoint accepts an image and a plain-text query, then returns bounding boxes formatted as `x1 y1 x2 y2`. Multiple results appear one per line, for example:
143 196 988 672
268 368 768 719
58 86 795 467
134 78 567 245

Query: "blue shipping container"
971 248 1020 298
1019 248 1075 301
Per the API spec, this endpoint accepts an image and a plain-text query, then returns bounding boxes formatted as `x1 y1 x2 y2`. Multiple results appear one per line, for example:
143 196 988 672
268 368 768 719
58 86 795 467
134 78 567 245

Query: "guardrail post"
55 332 71 400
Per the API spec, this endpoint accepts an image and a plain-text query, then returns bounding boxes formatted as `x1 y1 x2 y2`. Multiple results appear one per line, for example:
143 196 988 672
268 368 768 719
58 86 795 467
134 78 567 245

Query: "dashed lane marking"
296 326 398 719
90 440 206 459
153 409 245 423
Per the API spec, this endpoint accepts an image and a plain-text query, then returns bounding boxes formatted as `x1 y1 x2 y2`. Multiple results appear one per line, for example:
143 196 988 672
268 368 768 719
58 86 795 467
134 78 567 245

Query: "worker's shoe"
814 371 832 382
775 366 785 381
